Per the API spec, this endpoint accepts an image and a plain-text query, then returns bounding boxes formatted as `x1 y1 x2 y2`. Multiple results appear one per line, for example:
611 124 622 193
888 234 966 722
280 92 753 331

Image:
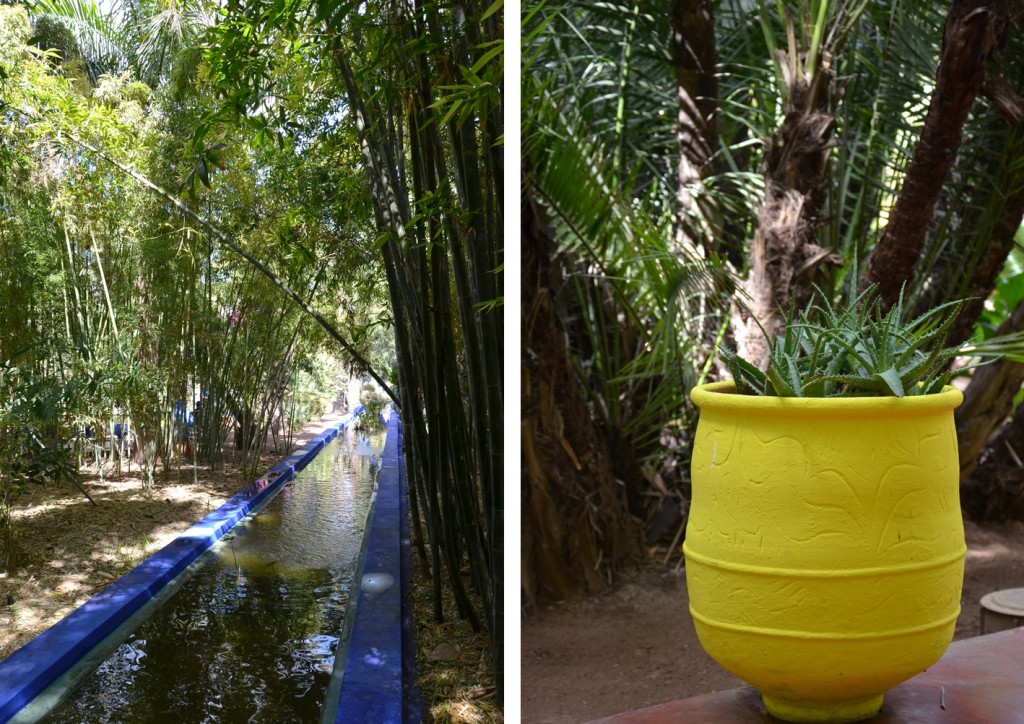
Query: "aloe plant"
722 286 965 397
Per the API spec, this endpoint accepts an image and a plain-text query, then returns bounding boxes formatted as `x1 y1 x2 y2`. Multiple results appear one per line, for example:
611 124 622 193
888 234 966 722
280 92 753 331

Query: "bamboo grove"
316 0 504 697
1 0 503 701
1 5 371 500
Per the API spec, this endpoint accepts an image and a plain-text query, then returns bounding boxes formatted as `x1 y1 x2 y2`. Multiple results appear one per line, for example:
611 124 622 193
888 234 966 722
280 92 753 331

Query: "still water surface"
45 427 384 723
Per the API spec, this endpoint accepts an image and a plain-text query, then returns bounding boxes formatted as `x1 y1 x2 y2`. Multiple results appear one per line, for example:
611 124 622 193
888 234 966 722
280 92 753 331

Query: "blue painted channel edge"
398 414 424 723
0 406 365 723
335 410 421 723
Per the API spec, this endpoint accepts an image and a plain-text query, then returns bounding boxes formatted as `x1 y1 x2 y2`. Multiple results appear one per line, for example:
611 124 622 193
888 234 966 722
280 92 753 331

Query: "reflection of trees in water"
47 565 345 722
45 430 383 723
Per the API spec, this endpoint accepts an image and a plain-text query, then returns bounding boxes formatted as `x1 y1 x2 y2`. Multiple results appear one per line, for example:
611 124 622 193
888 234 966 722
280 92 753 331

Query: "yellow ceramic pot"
684 381 965 723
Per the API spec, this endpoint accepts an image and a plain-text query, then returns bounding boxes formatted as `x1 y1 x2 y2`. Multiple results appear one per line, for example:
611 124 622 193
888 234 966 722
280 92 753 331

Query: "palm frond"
29 0 129 80
525 60 735 443
134 2 209 85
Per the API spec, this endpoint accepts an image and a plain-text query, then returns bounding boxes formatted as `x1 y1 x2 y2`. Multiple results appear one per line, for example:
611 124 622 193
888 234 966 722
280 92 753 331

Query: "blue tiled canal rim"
330 411 421 723
0 406 423 722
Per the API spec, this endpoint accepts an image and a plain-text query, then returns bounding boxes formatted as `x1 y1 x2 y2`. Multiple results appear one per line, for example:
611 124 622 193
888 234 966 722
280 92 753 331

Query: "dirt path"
521 519 1024 723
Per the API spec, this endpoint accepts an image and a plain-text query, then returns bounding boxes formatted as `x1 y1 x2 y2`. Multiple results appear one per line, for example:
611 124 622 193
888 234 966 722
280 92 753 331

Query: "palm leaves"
27 0 209 86
526 1 679 214
133 0 210 85
29 0 128 81
526 52 733 452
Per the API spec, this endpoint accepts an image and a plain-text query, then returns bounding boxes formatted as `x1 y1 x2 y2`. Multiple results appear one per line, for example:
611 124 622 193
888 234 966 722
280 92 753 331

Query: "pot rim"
691 380 963 418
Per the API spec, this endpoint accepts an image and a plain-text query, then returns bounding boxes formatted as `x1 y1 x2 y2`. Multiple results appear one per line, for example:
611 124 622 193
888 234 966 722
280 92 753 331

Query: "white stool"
980 588 1024 634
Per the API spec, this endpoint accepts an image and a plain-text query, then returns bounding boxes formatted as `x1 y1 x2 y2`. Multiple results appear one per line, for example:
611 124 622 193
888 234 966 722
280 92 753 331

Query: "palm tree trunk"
670 0 718 256
861 0 1008 308
522 170 642 604
733 39 837 367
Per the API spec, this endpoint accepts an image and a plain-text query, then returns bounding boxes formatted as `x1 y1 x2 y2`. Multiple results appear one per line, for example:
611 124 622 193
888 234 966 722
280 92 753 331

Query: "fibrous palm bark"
734 35 838 368
522 173 642 605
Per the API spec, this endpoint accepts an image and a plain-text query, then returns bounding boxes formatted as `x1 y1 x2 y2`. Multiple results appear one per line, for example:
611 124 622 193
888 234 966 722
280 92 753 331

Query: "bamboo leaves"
3 2 393 496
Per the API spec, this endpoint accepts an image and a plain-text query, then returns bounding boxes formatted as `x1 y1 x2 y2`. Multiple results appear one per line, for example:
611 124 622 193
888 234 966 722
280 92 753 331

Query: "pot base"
762 693 884 723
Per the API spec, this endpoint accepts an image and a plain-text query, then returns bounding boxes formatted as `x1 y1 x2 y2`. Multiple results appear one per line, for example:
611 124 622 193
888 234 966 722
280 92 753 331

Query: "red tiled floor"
590 627 1024 723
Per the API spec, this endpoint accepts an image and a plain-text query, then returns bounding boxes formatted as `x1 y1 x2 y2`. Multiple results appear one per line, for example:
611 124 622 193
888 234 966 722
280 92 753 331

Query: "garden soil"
522 519 1024 723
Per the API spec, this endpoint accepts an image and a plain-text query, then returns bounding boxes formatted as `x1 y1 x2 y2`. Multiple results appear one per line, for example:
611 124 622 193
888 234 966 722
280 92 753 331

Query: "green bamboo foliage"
332 0 504 699
0 3 382 556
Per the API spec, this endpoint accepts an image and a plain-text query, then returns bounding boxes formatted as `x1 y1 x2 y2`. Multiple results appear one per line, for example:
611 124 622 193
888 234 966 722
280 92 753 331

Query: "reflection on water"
45 428 384 723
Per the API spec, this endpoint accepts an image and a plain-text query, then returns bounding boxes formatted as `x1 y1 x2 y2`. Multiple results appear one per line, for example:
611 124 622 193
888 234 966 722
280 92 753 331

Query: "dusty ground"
521 519 1024 723
412 548 501 723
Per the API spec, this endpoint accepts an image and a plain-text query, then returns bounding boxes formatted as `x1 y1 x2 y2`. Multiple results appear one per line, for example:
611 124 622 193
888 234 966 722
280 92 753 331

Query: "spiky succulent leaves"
798 327 834 396
765 354 798 397
821 285 964 396
819 375 884 395
896 298 964 366
725 283 966 397
864 299 905 395
721 346 769 395
765 327 795 396
886 296 963 396
877 366 905 397
760 297 809 397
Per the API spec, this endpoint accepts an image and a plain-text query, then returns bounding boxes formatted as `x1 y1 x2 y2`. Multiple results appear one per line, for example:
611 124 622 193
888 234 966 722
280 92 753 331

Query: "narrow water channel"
43 426 385 723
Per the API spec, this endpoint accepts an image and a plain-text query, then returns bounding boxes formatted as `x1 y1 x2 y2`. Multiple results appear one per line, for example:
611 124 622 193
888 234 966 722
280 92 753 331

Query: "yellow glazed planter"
684 381 965 723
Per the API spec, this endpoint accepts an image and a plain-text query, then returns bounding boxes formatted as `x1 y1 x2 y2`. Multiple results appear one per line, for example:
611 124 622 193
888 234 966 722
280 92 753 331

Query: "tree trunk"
522 171 642 605
962 395 1024 521
733 43 838 368
861 0 1007 308
670 0 718 256
957 299 1024 479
